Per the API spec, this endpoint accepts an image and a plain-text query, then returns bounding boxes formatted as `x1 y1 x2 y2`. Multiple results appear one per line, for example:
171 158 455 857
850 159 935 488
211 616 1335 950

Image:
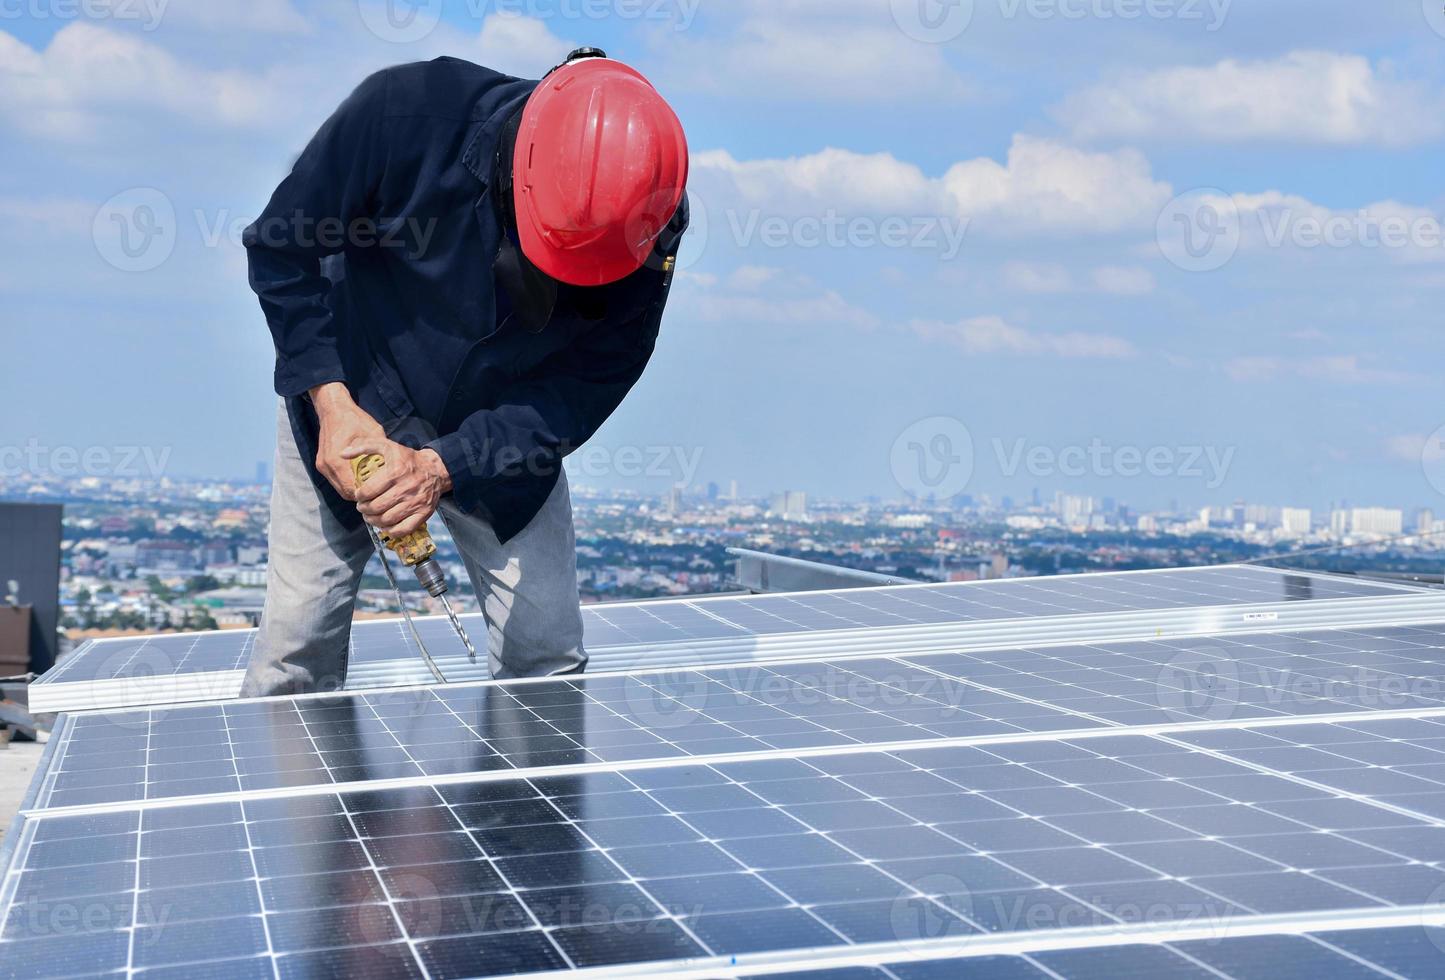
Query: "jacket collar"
461 88 532 187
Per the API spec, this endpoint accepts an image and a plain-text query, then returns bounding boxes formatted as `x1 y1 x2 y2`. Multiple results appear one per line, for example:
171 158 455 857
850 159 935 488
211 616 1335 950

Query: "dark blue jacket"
244 57 686 542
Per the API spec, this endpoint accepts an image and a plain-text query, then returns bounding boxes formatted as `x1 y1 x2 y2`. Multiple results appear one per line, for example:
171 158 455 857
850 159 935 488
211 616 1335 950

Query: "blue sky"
3 0 1444 513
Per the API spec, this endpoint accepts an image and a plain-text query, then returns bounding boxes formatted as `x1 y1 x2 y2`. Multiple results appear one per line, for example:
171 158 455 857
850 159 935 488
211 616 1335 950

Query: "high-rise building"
1416 508 1435 534
1350 508 1403 536
1330 509 1350 537
666 486 684 517
255 460 270 484
1279 508 1312 536
706 482 719 502
1058 495 1094 526
1244 504 1275 527
770 492 808 520
728 479 740 500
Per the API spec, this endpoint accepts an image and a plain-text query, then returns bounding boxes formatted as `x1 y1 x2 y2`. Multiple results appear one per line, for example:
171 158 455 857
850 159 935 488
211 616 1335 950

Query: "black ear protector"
494 105 558 334
544 46 607 79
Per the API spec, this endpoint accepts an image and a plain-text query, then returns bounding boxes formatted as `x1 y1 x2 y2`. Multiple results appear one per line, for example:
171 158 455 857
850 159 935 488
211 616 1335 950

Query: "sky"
2 0 1444 513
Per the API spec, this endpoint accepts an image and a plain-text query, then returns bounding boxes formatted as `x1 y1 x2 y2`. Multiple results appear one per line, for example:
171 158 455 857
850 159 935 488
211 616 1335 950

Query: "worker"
238 49 689 697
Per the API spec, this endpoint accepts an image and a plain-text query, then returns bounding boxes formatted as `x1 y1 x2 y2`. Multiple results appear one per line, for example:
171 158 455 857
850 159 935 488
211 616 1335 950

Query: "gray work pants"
240 402 585 697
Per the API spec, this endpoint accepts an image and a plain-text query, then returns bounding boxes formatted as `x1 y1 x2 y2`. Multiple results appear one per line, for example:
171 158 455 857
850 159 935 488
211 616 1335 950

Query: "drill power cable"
365 525 447 685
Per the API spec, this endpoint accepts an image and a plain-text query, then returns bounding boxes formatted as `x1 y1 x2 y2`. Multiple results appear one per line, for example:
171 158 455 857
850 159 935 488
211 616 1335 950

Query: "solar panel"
7 730 1445 976
29 565 1439 714
10 582 1445 978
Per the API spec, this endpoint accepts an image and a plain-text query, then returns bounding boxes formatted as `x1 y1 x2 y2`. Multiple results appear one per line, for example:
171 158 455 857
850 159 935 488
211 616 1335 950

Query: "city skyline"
4 4 1444 518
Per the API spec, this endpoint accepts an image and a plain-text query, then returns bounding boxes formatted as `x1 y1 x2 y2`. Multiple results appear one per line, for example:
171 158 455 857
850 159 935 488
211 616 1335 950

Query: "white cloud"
694 136 1173 237
651 1 966 104
1002 262 1072 293
1091 265 1156 295
1196 189 1445 265
473 11 572 76
907 316 1136 359
0 23 289 140
161 0 310 33
1386 434 1429 464
1057 51 1442 147
688 288 882 331
999 263 1156 295
1224 354 1414 385
728 266 781 291
0 13 572 144
942 137 1171 234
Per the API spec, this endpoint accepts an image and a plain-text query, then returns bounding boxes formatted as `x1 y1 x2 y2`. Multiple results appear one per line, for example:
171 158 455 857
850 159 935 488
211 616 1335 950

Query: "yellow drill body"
351 452 477 662
351 454 438 570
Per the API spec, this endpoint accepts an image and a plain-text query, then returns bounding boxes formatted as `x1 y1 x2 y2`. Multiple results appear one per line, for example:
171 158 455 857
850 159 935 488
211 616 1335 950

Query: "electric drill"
352 453 477 661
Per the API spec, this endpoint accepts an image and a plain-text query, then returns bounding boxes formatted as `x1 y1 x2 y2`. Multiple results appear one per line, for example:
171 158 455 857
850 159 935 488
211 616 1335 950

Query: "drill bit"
438 594 477 662
366 525 447 685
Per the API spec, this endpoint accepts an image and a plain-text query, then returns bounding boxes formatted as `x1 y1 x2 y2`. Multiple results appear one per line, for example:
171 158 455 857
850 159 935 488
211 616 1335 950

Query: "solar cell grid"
35 657 1119 809
12 575 1445 979
36 565 1415 691
908 623 1445 727
7 733 1445 977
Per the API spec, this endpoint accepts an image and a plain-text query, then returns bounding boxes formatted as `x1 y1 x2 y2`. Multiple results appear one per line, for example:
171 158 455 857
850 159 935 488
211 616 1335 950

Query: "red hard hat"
513 55 689 287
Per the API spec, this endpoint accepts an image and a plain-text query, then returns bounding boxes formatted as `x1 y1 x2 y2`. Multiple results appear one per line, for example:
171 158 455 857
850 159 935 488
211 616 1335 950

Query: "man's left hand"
346 440 454 538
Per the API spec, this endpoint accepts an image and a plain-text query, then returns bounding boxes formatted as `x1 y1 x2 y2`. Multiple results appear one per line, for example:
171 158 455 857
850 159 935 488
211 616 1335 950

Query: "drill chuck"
413 558 448 598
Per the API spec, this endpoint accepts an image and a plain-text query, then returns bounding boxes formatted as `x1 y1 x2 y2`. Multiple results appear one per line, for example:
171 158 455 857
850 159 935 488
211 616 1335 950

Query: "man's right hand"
309 382 385 501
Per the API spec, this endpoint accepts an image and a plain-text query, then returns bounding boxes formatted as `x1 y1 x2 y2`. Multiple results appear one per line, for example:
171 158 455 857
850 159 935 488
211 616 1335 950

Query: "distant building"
1279 508 1312 536
1350 508 1403 536
136 540 199 571
1058 495 1095 526
1330 509 1350 537
1244 504 1275 527
1416 508 1435 534
706 482 719 502
666 487 684 517
771 491 808 521
0 503 62 673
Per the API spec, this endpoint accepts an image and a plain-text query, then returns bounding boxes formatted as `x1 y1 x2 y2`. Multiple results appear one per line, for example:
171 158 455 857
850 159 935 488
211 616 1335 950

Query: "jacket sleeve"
243 72 388 398
428 200 689 510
